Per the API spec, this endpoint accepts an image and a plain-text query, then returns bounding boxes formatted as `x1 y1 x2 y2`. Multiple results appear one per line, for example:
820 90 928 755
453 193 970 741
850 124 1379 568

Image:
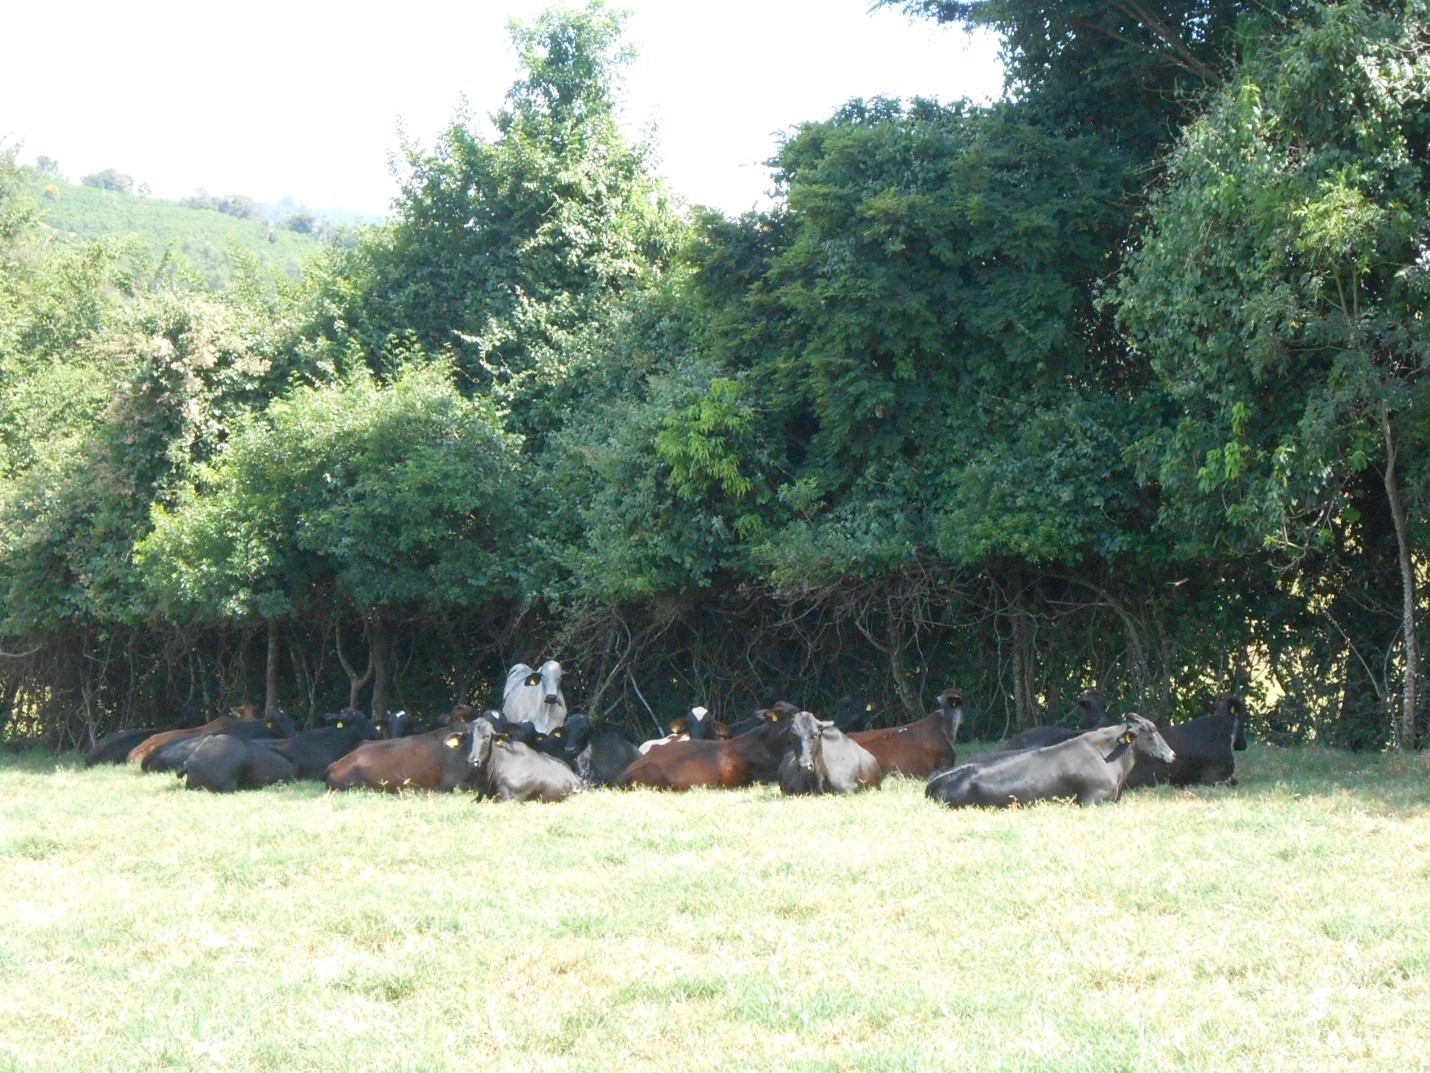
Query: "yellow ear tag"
445 734 462 749
769 713 779 722
336 721 345 729
865 704 873 713
1121 731 1135 744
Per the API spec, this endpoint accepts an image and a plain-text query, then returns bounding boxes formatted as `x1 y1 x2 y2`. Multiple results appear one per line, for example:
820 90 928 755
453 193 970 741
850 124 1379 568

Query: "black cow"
180 735 297 793
829 694 878 734
271 713 380 780
374 710 413 739
778 710 882 796
926 715 1175 808
140 710 298 774
465 719 582 802
1123 692 1247 790
85 727 171 767
1000 688 1111 752
560 713 640 787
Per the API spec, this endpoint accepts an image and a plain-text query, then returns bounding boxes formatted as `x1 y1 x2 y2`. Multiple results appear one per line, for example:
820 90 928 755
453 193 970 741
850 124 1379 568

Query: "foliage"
81 167 134 193
323 0 685 433
138 362 523 624
1116 0 1430 746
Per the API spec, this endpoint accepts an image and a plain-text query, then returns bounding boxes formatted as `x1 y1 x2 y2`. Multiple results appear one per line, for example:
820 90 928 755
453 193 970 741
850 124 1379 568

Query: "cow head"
534 660 564 705
375 710 412 739
332 712 380 742
937 688 964 745
1214 692 1248 751
788 710 826 774
1119 713 1176 764
832 695 876 733
561 713 593 759
264 708 298 738
1078 689 1109 730
462 719 497 769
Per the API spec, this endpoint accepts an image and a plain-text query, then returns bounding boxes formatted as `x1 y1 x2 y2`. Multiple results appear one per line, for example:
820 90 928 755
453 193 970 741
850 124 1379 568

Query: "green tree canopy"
1116 0 1430 748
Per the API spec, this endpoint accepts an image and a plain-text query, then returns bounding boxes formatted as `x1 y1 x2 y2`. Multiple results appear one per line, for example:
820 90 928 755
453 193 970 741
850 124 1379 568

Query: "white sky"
3 1 1003 219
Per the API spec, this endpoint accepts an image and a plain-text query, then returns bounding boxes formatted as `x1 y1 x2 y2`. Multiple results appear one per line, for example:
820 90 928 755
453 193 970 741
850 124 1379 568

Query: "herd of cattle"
81 657 1250 808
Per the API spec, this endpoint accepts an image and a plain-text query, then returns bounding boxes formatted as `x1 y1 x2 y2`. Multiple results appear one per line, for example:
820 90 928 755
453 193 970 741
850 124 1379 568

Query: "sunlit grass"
1 744 1428 1072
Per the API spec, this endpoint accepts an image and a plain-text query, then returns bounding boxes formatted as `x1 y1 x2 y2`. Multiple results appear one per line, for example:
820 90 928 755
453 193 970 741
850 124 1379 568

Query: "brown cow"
323 716 496 793
618 709 794 790
126 704 292 766
849 688 964 778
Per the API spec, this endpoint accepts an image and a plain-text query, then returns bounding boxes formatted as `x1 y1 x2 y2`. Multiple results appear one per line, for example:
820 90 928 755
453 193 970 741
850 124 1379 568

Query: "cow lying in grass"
926 714 1175 808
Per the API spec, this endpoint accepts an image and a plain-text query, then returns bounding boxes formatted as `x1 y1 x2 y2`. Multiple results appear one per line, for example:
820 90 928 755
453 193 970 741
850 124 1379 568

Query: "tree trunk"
264 617 282 716
369 615 391 721
335 613 375 713
1009 604 1038 730
1382 405 1419 752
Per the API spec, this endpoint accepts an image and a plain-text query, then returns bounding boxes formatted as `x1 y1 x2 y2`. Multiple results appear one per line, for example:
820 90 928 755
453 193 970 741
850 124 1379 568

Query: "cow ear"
526 674 541 686
444 733 463 750
818 719 836 730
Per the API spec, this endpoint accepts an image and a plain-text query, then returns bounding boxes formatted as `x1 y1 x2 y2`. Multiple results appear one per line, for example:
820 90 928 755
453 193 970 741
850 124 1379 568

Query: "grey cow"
466 719 582 802
925 714 1175 808
779 710 883 796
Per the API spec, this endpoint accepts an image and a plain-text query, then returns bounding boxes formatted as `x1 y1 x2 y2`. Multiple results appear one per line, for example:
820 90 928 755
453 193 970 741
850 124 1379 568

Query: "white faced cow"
502 660 568 734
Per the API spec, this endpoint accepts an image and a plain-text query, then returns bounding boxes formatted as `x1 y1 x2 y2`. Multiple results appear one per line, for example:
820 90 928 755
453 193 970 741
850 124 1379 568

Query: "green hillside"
26 174 337 288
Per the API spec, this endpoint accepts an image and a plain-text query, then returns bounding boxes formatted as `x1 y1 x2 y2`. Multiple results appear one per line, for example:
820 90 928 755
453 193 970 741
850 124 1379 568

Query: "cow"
180 735 297 793
725 700 800 738
1000 688 1111 752
127 704 292 766
830 694 878 734
849 688 964 778
270 712 380 780
463 719 582 803
560 713 640 787
374 710 413 739
778 710 882 796
638 706 723 753
1123 691 1247 790
138 709 298 774
502 660 568 733
618 709 795 790
925 714 1176 808
323 718 498 793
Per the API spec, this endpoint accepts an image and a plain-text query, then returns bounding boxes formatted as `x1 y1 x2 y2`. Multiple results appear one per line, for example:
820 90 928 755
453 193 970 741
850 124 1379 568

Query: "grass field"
1 744 1428 1072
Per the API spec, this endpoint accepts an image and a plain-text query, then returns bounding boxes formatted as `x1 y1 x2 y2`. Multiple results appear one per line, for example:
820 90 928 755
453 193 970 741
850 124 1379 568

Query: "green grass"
27 176 328 288
1 744 1428 1072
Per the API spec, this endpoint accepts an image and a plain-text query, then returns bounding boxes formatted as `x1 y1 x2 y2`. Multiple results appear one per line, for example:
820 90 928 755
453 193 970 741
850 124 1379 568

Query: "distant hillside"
25 174 358 289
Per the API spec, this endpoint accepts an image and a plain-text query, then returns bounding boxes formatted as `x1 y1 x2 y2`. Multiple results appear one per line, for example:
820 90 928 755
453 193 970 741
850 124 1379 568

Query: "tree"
81 169 134 194
322 0 683 437
138 362 524 717
1116 1 1430 749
